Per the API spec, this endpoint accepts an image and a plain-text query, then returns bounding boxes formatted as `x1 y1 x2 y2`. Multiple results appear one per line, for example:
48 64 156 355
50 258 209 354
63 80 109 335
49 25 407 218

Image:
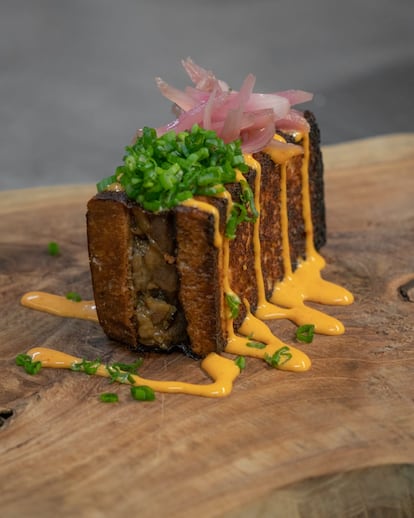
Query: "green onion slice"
264 346 293 368
71 358 101 375
97 174 117 193
99 393 119 403
99 124 257 239
66 291 82 302
234 356 246 371
225 293 241 319
246 340 267 350
47 241 60 256
110 359 143 374
296 324 315 343
15 353 42 375
130 385 156 401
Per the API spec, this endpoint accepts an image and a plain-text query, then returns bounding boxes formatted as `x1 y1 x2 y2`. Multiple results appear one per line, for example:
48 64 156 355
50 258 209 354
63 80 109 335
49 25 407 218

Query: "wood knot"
398 278 414 302
0 408 14 428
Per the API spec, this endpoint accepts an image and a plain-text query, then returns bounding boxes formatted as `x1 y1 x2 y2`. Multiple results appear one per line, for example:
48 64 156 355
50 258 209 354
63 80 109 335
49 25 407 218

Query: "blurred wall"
1 0 413 189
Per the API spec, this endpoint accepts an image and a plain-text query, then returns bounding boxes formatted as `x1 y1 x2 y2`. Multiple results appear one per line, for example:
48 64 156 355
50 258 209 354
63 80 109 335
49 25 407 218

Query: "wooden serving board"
1 134 414 517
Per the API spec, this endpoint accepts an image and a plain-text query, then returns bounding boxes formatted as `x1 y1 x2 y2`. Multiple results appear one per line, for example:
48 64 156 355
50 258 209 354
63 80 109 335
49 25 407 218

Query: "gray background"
1 0 413 190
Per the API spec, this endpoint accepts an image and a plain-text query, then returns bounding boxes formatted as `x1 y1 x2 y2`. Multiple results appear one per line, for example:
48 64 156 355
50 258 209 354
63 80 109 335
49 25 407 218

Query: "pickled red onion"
181 57 230 92
154 58 313 153
274 90 314 106
155 77 197 112
275 109 310 133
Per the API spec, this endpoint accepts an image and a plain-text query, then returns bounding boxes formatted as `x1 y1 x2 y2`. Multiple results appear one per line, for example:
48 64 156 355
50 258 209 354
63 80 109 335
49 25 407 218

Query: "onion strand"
153 59 313 153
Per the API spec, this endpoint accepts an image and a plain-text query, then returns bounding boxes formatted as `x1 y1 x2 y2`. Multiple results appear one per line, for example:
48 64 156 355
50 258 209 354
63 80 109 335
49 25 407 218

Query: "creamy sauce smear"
20 132 353 398
21 292 98 321
27 347 240 398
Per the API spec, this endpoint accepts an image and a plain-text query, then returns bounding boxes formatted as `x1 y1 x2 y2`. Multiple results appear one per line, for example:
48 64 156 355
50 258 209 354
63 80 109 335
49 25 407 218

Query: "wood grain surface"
1 134 414 517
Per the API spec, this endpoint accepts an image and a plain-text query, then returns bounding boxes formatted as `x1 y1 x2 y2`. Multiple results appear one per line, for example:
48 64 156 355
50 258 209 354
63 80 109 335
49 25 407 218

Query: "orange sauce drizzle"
222 164 312 369
27 347 240 398
21 291 98 322
225 300 311 371
20 130 353 398
215 187 237 299
180 198 222 248
270 133 354 309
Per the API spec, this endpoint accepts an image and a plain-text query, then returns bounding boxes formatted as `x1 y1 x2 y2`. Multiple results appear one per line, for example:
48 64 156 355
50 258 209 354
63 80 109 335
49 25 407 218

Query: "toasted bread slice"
87 112 325 357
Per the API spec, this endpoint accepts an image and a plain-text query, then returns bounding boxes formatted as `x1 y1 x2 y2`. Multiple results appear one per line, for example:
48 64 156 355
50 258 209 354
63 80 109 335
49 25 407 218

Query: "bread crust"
87 112 326 356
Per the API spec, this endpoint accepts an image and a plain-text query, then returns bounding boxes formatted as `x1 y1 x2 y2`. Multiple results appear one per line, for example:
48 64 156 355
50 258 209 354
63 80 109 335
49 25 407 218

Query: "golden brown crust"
87 193 137 346
87 191 188 351
226 173 257 329
87 112 326 356
305 110 326 250
286 154 306 270
175 197 228 357
254 152 284 298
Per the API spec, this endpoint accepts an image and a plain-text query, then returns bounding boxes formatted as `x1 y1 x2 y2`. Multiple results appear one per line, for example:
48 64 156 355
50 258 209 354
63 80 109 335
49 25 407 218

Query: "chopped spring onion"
246 340 266 350
234 356 246 371
225 292 241 319
99 393 119 403
225 202 248 239
110 359 143 374
47 241 60 256
99 125 256 237
15 353 42 375
71 358 101 375
96 174 117 193
106 365 136 385
66 291 82 302
225 180 258 239
70 357 143 385
130 385 156 401
264 346 293 368
296 324 315 343
240 179 259 221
